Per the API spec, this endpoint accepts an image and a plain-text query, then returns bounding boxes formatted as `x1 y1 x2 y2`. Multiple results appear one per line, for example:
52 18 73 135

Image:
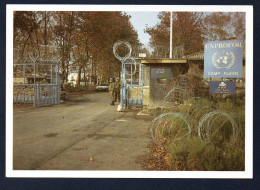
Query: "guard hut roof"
140 58 188 65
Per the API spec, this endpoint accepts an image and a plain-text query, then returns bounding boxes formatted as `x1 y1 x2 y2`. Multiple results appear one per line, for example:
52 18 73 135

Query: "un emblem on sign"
212 51 235 69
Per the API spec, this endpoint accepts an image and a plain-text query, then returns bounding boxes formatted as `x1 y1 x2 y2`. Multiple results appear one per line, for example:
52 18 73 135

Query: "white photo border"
6 4 253 178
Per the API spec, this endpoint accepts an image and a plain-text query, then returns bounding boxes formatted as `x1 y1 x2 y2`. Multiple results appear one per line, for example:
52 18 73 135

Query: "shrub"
167 136 245 171
161 97 245 171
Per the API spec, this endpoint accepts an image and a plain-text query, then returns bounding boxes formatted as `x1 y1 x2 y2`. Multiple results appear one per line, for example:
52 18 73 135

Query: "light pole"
170 11 173 59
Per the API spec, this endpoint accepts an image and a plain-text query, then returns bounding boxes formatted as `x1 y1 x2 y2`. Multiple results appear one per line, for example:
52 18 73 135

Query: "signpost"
204 40 243 78
209 81 236 94
204 40 243 104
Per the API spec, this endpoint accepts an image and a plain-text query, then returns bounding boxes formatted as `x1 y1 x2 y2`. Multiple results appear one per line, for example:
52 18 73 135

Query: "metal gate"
13 62 60 107
113 40 144 110
34 84 60 106
124 62 144 108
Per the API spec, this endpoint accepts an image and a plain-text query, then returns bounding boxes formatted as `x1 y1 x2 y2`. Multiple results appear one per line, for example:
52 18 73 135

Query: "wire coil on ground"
198 110 239 144
150 112 192 145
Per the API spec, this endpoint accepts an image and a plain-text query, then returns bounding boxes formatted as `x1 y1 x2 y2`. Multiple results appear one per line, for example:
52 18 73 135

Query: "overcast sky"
125 11 160 46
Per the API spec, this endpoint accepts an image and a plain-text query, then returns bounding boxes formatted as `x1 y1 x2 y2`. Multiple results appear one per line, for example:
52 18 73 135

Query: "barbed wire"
198 110 239 145
160 86 190 114
14 44 62 64
150 112 192 145
148 74 240 146
113 40 132 62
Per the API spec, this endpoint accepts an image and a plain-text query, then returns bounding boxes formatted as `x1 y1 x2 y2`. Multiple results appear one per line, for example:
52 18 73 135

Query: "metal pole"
126 84 128 108
137 66 138 105
58 63 60 104
124 61 126 108
34 62 36 107
120 60 123 110
131 63 133 86
53 86 55 104
170 11 173 58
139 64 142 86
56 63 59 104
23 64 25 84
234 78 236 105
142 64 144 106
38 85 40 106
51 64 53 84
209 78 212 103
23 65 26 103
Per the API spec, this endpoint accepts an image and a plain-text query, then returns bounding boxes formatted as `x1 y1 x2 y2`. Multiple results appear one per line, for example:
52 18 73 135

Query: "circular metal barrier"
161 87 190 113
198 110 239 144
150 112 192 145
113 40 132 62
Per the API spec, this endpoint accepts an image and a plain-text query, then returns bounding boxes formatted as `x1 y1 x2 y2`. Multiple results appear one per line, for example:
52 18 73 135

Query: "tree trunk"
83 66 87 86
94 61 97 85
76 65 82 86
90 60 94 86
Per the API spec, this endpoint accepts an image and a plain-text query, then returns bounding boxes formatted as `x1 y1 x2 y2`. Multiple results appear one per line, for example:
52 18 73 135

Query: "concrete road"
13 92 152 170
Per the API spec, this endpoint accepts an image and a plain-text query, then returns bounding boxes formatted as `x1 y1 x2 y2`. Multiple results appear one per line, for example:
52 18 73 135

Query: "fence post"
142 64 144 106
34 62 36 107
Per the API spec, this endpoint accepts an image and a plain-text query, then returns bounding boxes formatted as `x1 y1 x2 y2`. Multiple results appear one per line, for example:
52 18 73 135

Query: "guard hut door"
122 62 144 108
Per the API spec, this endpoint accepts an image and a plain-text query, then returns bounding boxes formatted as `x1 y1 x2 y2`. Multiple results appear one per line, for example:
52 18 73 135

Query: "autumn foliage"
145 12 245 58
13 11 245 85
14 11 140 86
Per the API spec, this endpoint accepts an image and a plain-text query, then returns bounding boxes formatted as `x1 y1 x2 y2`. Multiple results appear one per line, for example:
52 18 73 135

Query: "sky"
125 12 160 46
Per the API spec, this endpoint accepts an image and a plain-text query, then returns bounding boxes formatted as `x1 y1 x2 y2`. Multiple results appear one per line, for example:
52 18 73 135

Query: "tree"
145 12 205 58
51 12 79 85
83 12 140 83
203 13 230 41
14 11 141 86
14 11 41 63
145 12 245 58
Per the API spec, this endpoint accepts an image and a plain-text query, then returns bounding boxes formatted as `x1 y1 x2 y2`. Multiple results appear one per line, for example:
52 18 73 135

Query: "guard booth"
140 58 189 107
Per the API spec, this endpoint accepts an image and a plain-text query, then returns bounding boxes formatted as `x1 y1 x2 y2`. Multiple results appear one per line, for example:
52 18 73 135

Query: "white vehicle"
96 83 109 92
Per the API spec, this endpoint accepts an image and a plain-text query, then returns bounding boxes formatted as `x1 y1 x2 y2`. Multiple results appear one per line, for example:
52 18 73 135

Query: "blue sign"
151 68 172 79
210 81 236 94
204 40 243 78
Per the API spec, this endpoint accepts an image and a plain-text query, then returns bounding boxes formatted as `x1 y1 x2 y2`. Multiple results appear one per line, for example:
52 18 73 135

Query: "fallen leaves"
138 143 172 171
88 157 94 162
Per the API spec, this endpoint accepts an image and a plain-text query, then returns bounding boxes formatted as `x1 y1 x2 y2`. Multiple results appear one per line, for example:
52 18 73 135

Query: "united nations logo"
212 51 235 69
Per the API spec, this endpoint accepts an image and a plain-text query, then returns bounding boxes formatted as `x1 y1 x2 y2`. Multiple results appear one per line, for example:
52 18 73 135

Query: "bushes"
158 97 245 171
167 137 244 171
64 83 89 92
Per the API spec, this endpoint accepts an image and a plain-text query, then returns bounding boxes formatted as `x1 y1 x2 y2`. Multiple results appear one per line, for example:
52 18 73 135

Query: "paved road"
13 92 152 170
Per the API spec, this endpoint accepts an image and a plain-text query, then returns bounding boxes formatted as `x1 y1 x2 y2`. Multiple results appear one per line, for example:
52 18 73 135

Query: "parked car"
96 83 109 92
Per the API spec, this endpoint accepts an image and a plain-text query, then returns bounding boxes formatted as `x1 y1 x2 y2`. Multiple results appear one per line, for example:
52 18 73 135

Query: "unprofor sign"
204 40 243 78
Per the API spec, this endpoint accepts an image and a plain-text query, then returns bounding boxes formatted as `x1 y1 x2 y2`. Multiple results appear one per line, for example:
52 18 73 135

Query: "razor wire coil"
150 112 192 145
113 40 132 62
198 110 239 144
